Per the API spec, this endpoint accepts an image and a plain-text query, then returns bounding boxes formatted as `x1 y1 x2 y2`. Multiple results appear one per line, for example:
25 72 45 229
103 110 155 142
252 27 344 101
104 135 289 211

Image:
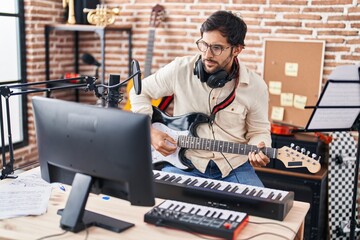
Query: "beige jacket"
130 54 271 177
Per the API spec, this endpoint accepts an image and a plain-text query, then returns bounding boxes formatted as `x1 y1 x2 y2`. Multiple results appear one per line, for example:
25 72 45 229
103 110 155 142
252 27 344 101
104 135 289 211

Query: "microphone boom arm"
0 76 97 180
0 60 142 180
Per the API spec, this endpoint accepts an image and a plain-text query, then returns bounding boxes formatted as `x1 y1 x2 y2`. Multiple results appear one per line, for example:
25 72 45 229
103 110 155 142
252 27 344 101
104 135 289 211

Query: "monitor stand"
57 173 134 233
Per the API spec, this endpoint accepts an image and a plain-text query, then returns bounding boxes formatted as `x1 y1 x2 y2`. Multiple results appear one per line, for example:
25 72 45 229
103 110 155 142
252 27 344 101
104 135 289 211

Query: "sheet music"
0 168 53 219
307 108 360 130
328 65 360 81
319 82 360 106
306 65 360 130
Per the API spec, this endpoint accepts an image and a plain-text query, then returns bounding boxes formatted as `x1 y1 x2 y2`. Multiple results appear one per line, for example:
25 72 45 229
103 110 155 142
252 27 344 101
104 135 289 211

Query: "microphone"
82 53 101 67
131 59 142 95
107 74 120 108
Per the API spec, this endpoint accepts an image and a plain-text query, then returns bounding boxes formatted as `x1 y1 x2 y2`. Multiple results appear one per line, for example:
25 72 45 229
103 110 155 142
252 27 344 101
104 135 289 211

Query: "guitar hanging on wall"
151 107 322 174
124 4 165 111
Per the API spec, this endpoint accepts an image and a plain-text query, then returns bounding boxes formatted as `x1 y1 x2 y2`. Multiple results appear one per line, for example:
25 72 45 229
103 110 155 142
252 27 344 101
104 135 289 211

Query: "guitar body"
152 107 210 169
152 106 210 136
123 81 161 110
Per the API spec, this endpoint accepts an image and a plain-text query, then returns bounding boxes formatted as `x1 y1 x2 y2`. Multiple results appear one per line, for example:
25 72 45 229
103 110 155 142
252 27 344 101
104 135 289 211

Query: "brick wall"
4 0 359 172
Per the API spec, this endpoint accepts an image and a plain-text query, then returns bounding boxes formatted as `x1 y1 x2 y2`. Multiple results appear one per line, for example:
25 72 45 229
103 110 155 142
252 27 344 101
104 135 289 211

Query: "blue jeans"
161 160 264 187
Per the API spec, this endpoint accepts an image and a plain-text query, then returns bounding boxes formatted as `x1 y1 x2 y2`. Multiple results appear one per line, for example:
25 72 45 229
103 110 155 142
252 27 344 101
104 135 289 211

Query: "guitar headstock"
150 4 165 28
276 145 321 173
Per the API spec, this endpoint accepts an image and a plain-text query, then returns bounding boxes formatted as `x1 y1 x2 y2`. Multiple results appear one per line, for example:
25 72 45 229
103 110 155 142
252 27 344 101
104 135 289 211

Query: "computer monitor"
32 96 155 233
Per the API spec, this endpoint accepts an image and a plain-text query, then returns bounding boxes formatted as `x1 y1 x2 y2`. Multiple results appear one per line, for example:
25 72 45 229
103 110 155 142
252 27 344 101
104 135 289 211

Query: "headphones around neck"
193 57 238 88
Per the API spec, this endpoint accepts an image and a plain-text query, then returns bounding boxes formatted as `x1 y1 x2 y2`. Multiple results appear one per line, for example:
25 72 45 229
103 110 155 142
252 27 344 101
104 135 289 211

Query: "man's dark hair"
200 11 247 47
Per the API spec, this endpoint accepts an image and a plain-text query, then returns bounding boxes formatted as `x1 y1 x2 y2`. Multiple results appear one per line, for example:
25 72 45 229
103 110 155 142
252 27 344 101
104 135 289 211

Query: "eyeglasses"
196 39 232 56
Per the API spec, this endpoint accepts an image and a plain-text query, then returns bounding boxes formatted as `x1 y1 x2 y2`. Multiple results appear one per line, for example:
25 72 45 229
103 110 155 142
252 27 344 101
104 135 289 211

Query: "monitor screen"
32 96 155 233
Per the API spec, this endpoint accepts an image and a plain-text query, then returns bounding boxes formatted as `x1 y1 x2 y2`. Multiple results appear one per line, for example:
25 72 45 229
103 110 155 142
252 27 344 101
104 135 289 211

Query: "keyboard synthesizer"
144 199 248 240
153 170 294 221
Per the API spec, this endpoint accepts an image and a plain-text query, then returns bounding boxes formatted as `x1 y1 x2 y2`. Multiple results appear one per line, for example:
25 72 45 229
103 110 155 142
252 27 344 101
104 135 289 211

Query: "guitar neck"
178 135 277 159
144 29 155 78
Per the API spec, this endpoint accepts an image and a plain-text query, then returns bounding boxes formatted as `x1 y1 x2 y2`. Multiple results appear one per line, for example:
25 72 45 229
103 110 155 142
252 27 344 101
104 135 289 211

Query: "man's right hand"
151 127 177 157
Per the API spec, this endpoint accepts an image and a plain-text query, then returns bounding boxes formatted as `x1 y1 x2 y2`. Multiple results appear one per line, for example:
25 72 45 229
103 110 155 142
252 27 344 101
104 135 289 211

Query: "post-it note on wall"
285 62 298 77
294 95 307 109
280 93 294 107
271 106 284 121
269 81 282 95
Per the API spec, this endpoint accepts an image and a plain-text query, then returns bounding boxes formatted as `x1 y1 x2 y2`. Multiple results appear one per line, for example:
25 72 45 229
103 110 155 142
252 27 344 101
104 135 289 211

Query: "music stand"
301 65 360 240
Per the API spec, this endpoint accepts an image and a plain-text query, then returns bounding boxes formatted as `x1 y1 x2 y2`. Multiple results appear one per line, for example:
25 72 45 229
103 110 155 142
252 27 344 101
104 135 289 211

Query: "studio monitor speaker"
257 170 328 240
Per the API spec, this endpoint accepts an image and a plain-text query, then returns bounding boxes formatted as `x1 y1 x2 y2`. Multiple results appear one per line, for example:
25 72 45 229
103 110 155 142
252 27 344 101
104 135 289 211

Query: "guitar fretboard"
144 29 155 78
178 135 277 158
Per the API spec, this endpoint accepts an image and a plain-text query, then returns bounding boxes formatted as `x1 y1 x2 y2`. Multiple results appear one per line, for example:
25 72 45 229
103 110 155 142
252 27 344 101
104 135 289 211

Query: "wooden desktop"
0 169 309 240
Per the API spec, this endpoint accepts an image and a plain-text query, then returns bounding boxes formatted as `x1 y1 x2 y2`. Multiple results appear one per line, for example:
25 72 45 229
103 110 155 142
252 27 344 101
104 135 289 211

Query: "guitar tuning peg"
312 153 317 159
301 148 306 154
317 156 321 162
295 146 300 151
290 143 295 149
306 150 311 156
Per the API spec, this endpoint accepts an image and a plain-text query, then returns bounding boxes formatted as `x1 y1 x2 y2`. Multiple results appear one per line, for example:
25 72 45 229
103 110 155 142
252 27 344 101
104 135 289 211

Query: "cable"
35 230 68 240
248 221 299 240
207 88 215 121
155 221 223 240
156 220 292 240
36 222 90 240
84 225 89 240
219 151 241 184
96 70 140 89
238 232 291 240
207 88 241 184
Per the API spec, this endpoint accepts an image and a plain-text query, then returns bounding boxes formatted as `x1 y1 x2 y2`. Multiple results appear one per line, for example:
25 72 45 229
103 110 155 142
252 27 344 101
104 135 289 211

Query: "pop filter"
131 60 142 95
82 53 101 67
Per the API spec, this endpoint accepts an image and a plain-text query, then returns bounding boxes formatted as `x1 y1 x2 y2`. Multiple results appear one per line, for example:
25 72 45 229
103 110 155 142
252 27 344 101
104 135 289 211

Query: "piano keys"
153 170 294 221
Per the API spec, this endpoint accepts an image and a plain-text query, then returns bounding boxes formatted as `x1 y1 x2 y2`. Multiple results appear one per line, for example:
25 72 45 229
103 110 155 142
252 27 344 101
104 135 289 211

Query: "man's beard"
202 54 233 74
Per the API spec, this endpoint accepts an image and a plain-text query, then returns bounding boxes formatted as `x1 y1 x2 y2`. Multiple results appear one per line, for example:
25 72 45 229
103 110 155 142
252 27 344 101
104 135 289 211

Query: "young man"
130 10 271 187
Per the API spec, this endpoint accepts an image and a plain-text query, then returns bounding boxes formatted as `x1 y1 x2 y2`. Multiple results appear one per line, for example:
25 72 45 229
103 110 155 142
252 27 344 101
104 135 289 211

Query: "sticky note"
280 93 294 107
294 95 307 109
271 106 284 121
269 81 282 95
285 62 298 77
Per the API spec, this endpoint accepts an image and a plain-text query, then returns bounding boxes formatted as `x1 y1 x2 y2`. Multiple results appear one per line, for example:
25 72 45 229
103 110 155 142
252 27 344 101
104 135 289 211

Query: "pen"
59 185 66 191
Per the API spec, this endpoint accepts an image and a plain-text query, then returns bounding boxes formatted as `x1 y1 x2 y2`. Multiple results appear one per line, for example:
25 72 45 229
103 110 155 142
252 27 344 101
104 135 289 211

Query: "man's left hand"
248 141 270 168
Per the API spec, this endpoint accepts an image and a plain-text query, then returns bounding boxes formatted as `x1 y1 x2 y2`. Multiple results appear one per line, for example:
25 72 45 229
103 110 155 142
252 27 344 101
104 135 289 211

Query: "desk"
0 170 309 240
256 165 328 239
44 24 132 101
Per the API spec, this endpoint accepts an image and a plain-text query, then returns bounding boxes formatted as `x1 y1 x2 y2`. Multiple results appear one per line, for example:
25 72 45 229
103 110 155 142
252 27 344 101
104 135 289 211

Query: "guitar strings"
207 89 241 184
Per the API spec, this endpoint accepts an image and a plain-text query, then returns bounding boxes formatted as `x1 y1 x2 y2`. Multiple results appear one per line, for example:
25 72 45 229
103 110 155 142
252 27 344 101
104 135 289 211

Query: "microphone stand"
0 69 140 180
350 117 360 239
94 66 105 106
0 76 97 179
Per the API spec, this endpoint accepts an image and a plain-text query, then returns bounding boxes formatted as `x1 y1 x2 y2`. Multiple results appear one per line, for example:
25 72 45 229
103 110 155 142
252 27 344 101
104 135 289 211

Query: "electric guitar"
151 107 321 173
123 4 165 111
